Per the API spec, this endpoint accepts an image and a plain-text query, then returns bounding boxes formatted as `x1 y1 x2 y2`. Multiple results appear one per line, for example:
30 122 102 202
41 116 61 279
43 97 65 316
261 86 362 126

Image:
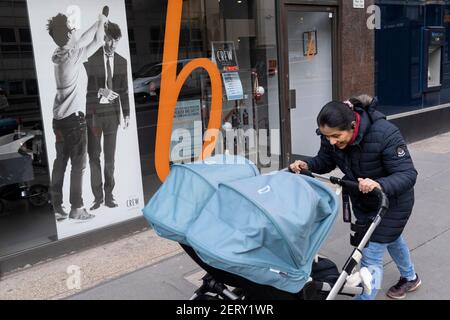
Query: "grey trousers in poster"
86 113 118 203
51 112 87 209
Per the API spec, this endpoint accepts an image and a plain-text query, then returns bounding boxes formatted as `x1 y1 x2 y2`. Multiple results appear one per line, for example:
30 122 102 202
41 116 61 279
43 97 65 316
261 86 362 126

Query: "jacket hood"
353 97 386 145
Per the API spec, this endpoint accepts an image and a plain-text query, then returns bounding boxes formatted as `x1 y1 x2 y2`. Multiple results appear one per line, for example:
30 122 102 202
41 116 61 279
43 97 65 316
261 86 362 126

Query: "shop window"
1 0 282 258
25 79 38 95
128 28 135 42
125 0 133 10
148 25 163 57
130 0 281 193
129 42 137 55
150 26 163 41
0 9 56 258
1 44 19 52
20 44 32 52
128 28 136 55
0 0 25 7
0 28 16 42
14 0 26 7
19 28 31 42
0 27 33 57
8 81 24 95
149 41 162 55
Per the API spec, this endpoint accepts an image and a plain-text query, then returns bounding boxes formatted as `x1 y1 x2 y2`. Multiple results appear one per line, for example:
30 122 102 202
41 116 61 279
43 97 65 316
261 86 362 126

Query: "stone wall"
339 0 375 99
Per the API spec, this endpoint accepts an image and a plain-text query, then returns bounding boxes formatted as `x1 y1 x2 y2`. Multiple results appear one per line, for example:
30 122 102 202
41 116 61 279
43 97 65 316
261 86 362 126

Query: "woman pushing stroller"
289 95 421 300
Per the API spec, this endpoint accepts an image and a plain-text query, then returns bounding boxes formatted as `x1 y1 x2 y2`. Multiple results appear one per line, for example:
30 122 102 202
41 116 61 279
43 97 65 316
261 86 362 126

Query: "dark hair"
348 94 375 111
317 94 375 131
105 22 122 40
47 14 71 47
317 101 356 131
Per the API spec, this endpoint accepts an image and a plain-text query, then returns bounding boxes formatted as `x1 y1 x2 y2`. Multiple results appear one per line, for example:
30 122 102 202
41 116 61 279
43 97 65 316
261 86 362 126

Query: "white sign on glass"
353 0 365 9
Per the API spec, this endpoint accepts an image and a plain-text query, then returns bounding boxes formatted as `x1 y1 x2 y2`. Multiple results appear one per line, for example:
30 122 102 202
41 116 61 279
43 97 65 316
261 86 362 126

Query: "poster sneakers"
69 208 95 220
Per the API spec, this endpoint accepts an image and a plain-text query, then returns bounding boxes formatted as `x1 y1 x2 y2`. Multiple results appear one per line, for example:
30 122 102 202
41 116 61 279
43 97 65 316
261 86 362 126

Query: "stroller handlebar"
289 168 389 217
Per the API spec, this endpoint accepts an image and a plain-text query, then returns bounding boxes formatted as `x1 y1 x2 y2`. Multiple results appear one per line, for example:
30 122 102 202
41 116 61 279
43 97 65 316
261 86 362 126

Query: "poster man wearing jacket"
84 21 130 210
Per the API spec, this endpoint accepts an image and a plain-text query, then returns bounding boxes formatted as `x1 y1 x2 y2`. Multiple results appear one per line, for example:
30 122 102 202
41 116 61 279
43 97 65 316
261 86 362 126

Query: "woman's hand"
289 160 309 174
358 178 381 194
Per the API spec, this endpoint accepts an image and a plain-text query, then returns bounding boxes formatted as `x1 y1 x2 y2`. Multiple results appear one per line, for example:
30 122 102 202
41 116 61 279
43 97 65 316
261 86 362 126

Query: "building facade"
0 0 447 273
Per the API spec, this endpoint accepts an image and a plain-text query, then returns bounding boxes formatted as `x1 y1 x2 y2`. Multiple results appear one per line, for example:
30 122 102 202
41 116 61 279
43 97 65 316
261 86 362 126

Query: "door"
284 6 337 160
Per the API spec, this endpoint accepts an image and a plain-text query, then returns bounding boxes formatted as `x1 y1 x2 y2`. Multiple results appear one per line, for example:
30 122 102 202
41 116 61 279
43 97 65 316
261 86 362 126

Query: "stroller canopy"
143 154 259 244
186 171 339 294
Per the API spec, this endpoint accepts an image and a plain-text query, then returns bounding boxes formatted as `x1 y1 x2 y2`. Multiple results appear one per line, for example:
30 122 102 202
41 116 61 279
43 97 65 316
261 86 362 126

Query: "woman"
290 95 420 300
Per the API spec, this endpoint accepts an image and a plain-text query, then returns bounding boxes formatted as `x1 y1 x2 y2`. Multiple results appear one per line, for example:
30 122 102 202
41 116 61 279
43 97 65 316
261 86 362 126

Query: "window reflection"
130 0 281 200
0 1 56 256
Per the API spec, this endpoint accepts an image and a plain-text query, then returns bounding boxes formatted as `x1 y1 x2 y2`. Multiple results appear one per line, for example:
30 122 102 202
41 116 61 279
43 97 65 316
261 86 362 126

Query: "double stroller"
143 155 389 300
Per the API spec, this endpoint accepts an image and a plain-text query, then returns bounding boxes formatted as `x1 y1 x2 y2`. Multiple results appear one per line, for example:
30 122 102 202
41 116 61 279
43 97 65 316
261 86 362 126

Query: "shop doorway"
283 6 338 161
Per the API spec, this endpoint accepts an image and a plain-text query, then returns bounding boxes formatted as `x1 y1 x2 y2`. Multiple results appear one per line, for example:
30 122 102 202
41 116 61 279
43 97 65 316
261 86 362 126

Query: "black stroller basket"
182 243 341 300
181 169 389 300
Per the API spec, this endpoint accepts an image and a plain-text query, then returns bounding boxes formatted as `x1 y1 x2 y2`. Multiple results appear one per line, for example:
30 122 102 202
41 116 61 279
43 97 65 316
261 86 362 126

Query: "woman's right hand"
289 160 309 174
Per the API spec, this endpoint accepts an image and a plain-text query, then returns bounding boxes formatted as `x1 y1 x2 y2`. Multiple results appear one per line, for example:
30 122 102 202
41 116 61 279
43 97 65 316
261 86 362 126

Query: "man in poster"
47 9 108 221
84 21 130 211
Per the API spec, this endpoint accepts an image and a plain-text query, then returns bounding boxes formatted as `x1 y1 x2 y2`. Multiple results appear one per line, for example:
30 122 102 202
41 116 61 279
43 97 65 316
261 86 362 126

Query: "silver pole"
326 271 349 300
326 215 383 300
222 288 239 300
189 293 199 300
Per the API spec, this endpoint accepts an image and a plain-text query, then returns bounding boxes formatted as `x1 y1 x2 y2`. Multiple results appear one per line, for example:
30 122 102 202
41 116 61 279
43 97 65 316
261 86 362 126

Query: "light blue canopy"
142 154 259 244
186 171 339 293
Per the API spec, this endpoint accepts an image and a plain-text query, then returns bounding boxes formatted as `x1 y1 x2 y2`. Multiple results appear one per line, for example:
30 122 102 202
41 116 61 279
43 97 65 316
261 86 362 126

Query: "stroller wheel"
28 185 50 207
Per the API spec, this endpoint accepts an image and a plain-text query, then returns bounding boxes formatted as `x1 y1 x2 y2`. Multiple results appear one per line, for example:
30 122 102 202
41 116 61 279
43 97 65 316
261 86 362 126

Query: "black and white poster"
27 0 144 239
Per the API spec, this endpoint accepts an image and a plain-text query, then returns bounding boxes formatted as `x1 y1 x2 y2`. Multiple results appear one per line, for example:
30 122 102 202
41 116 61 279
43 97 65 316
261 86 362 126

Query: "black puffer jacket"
306 105 418 243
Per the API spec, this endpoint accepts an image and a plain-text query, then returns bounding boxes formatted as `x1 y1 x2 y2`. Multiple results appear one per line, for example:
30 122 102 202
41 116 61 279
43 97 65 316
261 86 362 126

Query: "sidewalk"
2 132 450 300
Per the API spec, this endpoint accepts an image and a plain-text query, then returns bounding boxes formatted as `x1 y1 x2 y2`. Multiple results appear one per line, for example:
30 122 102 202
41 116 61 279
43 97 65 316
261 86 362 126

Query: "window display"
0 0 281 258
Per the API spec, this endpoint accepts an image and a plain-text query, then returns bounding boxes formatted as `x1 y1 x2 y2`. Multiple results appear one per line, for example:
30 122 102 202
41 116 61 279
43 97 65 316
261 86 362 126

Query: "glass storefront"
0 0 281 258
0 0 56 256
133 0 281 197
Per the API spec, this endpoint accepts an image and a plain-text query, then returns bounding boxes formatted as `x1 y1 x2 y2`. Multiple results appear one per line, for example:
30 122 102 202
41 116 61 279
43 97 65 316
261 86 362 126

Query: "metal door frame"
277 3 340 167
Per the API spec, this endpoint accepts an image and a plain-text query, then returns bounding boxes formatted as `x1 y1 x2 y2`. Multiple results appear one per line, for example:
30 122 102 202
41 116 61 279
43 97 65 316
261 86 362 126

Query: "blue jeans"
354 235 416 300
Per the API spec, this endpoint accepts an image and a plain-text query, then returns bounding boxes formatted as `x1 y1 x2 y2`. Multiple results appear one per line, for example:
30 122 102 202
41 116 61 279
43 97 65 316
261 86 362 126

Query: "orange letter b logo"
155 0 223 182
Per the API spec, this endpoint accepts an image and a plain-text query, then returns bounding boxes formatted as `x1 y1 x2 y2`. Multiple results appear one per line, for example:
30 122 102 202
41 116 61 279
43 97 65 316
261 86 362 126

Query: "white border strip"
387 103 450 120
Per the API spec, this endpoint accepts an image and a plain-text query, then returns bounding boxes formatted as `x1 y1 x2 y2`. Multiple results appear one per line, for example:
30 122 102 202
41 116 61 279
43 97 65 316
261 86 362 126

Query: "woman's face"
319 125 354 149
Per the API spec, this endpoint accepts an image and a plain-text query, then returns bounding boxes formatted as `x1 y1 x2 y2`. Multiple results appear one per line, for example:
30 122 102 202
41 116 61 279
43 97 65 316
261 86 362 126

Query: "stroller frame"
184 170 389 300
